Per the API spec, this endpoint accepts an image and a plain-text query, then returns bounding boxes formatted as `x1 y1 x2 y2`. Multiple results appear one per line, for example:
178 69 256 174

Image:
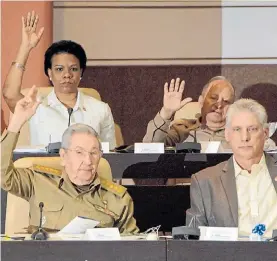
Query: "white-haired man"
143 76 235 146
186 99 277 238
1 86 138 234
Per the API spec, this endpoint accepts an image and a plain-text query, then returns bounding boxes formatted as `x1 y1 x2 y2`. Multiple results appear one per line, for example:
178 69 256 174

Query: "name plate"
134 143 164 154
83 228 121 241
199 226 238 241
101 142 110 153
204 141 221 153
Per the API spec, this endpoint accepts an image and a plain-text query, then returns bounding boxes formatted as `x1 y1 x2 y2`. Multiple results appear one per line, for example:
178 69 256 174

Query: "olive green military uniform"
1 131 139 234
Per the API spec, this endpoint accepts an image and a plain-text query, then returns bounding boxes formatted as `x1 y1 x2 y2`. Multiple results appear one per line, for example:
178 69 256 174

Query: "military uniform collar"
58 171 101 196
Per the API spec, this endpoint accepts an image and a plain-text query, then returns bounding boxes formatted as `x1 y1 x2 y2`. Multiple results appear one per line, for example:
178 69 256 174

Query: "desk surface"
2 240 277 261
167 240 277 261
1 240 166 261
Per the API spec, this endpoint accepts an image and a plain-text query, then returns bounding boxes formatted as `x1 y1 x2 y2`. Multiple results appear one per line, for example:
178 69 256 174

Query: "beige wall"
1 1 53 132
54 1 277 65
53 1 222 65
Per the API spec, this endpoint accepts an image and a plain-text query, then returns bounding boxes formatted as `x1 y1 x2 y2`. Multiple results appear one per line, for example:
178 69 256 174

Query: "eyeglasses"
65 147 102 158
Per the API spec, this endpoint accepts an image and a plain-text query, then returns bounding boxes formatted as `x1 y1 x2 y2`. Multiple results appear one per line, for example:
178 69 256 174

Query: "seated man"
1 86 138 234
186 99 277 238
143 76 235 147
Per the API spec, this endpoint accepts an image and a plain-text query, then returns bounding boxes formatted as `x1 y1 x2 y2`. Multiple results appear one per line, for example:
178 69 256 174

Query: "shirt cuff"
1 129 20 145
153 111 171 129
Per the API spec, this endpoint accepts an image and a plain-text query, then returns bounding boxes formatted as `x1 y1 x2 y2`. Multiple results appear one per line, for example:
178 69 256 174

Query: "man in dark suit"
186 98 277 238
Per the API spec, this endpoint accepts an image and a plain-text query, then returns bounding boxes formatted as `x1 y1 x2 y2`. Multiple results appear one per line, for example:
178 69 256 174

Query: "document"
14 146 47 153
58 216 99 234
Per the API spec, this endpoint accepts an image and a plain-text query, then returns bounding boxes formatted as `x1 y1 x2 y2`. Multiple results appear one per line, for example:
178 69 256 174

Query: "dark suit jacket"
186 154 277 227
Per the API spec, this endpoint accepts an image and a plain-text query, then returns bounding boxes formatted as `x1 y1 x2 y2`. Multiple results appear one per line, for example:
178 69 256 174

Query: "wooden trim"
86 58 277 66
53 1 277 8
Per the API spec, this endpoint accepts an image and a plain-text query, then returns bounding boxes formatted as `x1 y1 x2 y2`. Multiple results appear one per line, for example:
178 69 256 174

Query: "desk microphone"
31 202 49 240
193 130 197 143
176 130 201 153
172 216 200 240
67 108 73 127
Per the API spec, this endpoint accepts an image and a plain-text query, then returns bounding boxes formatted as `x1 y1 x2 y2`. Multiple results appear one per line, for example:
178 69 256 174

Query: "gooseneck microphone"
172 215 200 240
176 129 201 153
67 108 73 127
193 129 197 143
31 202 49 240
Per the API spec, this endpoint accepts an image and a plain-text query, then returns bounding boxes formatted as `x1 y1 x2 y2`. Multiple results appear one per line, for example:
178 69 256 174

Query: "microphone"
193 129 197 143
175 130 201 153
31 202 49 240
45 109 74 154
172 216 200 240
67 108 73 127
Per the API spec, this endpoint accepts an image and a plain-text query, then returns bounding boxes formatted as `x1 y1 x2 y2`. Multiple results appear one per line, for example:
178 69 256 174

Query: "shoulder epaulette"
33 164 62 176
100 177 126 198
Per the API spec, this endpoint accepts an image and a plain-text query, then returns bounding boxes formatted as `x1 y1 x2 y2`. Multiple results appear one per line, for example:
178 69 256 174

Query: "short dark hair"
44 40 87 77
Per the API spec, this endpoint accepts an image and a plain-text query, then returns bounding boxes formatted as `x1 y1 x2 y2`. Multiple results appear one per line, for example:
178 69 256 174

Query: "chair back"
174 102 201 120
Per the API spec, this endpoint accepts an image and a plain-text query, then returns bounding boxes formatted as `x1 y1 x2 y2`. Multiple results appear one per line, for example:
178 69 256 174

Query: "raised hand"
21 11 44 50
13 85 41 123
160 78 192 120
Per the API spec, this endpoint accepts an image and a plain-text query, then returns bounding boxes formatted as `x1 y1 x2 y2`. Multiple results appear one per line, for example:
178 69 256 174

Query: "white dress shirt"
29 90 116 148
234 155 277 238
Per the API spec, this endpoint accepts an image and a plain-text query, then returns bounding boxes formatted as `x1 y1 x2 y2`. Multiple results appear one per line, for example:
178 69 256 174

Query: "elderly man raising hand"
1 86 138 234
143 76 235 147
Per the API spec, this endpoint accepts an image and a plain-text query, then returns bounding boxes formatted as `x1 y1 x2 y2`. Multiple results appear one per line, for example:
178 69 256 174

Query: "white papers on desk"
58 216 99 234
13 146 47 153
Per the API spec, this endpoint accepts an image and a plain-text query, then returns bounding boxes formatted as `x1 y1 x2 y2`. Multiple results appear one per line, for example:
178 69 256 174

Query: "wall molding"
54 1 222 8
54 1 277 8
86 59 222 66
86 58 277 66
